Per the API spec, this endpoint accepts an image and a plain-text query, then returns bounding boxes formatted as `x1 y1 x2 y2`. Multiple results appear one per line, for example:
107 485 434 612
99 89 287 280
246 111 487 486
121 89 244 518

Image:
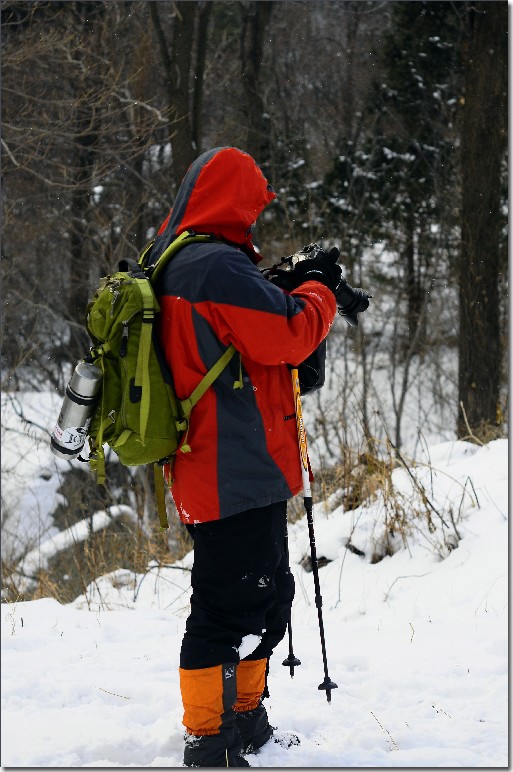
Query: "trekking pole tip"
282 655 302 667
282 654 301 677
318 677 338 703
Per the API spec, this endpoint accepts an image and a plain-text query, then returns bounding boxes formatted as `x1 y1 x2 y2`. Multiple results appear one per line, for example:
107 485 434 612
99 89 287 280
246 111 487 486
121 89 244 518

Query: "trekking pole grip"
291 368 311 498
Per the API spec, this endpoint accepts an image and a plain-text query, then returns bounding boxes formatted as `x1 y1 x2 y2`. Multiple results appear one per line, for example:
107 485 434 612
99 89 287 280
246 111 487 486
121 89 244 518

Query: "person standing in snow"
148 146 343 767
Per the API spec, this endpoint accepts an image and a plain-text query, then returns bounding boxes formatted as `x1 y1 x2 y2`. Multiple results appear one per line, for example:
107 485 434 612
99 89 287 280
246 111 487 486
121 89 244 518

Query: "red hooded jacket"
149 147 336 523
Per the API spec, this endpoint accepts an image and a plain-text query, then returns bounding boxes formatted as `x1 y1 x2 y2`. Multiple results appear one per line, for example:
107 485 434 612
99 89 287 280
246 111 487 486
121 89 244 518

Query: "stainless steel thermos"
50 361 102 460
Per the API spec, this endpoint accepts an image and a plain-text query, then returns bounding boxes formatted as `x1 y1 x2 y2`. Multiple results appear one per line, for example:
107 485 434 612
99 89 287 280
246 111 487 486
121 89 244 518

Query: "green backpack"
85 230 240 527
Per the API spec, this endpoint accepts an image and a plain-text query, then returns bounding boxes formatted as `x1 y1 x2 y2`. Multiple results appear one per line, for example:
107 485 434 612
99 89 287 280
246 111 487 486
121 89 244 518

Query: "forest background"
1 0 508 602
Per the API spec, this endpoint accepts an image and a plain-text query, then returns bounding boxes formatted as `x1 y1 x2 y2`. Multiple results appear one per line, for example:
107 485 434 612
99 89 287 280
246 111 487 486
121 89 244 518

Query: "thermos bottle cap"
69 362 102 399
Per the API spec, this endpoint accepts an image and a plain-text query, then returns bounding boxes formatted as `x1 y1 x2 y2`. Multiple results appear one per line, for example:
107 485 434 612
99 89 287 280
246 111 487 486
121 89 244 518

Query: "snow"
1 438 508 767
1 391 65 560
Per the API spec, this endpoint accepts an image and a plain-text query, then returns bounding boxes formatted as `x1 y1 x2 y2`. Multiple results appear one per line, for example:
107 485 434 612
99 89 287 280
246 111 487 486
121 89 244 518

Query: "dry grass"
289 432 473 564
1 465 193 605
4 417 501 604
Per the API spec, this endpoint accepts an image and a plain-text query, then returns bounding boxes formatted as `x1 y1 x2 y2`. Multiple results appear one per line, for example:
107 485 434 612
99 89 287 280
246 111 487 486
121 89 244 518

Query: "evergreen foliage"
1 0 507 437
320 1 462 349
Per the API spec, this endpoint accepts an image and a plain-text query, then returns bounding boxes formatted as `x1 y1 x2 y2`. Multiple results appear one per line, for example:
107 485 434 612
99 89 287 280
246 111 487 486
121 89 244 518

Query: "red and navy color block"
149 147 336 522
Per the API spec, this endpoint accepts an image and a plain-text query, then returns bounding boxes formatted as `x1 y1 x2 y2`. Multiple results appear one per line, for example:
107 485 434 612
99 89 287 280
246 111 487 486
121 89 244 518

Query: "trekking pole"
282 528 301 678
291 368 338 704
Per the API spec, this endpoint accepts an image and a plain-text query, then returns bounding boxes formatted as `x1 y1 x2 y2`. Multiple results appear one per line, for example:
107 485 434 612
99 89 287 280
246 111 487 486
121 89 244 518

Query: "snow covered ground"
1 437 508 767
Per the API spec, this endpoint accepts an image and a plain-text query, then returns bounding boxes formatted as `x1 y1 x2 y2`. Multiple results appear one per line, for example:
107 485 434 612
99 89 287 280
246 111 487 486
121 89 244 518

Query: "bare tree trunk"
150 1 196 185
68 2 103 361
68 120 98 360
341 1 362 140
192 2 212 155
239 1 273 164
404 208 417 341
457 1 507 440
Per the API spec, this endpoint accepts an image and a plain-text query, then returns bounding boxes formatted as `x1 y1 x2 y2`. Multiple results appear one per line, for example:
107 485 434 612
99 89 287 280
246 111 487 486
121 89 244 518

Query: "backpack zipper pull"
119 322 129 357
110 289 120 317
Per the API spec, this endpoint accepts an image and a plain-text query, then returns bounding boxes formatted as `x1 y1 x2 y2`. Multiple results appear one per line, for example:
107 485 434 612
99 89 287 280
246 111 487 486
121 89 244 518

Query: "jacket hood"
150 147 276 264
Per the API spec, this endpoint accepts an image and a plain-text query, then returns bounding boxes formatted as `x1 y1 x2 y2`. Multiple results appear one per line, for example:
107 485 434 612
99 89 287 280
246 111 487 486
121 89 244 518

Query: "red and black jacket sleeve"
155 242 336 367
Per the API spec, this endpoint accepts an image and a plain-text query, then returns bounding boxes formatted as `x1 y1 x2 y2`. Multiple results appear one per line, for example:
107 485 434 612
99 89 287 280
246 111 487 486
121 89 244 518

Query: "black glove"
334 278 372 327
264 244 372 327
292 247 342 295
265 267 297 293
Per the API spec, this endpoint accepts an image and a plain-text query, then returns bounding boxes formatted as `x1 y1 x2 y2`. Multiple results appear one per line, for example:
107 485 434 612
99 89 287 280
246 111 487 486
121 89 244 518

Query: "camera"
263 243 372 327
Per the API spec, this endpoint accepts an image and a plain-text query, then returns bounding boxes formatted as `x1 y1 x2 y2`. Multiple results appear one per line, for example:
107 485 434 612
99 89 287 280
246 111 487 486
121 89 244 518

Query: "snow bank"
1 391 67 560
1 439 507 767
13 506 137 594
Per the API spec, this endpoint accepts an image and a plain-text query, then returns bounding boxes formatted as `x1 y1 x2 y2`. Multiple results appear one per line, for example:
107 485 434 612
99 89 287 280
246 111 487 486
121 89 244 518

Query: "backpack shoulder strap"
177 343 239 455
180 344 237 421
141 230 215 283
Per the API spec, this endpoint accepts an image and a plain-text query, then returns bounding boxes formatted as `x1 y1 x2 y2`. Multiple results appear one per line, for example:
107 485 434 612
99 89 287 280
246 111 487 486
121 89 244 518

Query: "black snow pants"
180 500 295 669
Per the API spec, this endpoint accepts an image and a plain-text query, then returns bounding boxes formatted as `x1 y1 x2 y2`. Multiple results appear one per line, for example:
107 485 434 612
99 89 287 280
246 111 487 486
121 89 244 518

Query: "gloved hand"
265 267 297 293
292 247 342 295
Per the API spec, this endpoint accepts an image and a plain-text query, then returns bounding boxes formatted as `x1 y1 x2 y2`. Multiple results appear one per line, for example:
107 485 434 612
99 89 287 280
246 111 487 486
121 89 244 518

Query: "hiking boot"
180 663 249 766
235 704 274 754
183 725 250 767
